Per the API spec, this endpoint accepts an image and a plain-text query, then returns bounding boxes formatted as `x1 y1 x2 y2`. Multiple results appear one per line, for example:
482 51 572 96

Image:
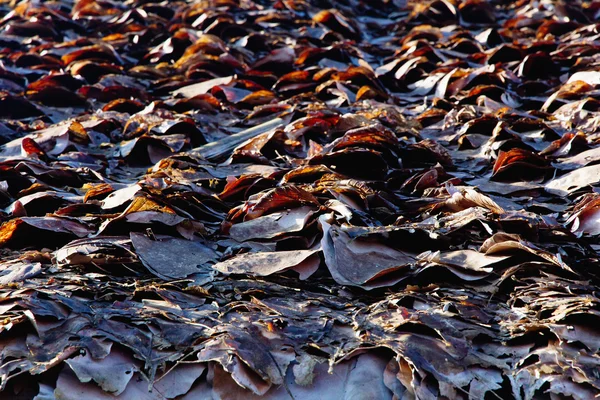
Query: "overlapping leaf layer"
1 1 600 399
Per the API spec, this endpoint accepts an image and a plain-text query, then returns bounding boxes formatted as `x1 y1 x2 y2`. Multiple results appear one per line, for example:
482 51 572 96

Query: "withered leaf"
320 215 415 289
130 232 218 280
212 249 320 279
65 347 138 395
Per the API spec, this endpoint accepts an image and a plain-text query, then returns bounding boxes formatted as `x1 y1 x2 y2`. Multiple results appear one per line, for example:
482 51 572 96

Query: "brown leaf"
212 249 320 279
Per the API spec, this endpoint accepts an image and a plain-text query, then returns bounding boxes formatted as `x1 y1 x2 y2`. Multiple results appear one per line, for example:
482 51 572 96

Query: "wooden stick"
191 117 285 161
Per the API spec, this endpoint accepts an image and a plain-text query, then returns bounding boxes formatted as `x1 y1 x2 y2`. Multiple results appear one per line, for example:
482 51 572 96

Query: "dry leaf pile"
1 0 600 399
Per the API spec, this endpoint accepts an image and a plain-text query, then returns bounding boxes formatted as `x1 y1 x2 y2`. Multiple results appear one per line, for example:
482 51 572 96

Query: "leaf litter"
0 0 600 399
